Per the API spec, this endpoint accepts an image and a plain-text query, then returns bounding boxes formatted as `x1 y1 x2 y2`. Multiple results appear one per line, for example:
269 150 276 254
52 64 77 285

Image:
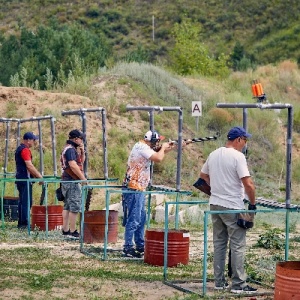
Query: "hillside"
1 61 300 206
0 0 300 65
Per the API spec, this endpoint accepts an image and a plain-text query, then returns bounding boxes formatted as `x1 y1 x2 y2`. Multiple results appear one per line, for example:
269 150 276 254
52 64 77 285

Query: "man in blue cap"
15 132 43 229
200 126 257 294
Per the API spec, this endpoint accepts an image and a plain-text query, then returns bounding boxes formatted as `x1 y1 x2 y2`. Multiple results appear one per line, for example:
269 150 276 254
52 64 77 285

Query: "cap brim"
244 133 252 138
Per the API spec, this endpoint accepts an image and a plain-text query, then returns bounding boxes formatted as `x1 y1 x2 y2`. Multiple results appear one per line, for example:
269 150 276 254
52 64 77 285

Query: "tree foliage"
169 18 230 78
0 21 111 89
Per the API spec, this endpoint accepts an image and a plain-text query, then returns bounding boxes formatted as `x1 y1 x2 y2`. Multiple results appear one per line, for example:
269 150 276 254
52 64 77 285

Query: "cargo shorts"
61 182 82 213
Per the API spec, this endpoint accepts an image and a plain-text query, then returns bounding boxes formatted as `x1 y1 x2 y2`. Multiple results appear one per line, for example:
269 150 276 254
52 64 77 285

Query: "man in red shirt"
15 132 43 229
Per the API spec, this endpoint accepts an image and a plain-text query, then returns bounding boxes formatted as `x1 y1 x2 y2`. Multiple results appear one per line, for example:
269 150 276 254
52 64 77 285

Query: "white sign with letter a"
192 101 202 116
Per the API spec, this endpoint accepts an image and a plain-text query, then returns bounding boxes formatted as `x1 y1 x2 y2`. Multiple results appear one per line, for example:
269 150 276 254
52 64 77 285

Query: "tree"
169 18 229 78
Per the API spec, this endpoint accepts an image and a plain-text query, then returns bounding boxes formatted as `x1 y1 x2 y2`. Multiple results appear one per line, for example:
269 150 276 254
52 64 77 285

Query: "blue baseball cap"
23 132 39 140
227 126 252 140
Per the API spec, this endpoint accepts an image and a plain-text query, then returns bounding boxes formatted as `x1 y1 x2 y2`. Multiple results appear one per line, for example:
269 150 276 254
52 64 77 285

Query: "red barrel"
144 228 190 267
31 205 63 231
274 261 300 299
84 210 118 244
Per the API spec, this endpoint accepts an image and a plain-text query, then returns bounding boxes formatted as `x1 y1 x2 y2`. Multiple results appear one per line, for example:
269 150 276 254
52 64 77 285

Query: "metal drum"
144 228 190 267
83 210 118 244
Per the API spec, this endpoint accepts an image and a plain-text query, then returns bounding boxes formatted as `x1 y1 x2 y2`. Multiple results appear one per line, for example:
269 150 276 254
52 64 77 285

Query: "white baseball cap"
144 130 165 142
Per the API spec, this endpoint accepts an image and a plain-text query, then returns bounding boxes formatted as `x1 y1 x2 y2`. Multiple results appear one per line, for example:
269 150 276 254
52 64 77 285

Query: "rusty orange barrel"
144 228 190 267
31 205 63 231
274 261 300 299
83 210 118 244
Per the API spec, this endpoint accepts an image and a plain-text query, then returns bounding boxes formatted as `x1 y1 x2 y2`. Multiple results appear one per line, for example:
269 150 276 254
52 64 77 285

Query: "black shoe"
69 230 80 238
231 285 257 294
136 246 144 255
214 281 229 290
123 248 142 258
62 229 71 236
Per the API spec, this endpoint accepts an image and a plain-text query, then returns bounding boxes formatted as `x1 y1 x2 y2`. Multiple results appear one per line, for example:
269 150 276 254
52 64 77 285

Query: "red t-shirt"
21 147 31 161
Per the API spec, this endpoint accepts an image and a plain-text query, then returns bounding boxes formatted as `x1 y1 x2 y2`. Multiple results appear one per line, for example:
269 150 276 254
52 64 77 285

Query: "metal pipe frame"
0 115 57 178
216 102 293 209
61 107 108 179
163 205 286 298
0 177 113 232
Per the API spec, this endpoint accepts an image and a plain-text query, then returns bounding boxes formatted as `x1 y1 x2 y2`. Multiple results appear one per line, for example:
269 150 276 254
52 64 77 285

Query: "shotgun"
153 136 217 151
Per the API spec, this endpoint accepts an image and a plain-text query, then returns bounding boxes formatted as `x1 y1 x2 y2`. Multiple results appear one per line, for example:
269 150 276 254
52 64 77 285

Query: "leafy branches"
169 18 230 78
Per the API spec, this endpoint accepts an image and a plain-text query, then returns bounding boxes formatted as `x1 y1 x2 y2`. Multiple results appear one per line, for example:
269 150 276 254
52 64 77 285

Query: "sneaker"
123 248 142 258
214 282 229 290
69 230 80 238
231 285 257 294
62 229 70 236
136 246 144 255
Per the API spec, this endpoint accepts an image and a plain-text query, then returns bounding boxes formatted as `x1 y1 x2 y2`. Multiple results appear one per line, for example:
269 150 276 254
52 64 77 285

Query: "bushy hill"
0 0 300 65
1 62 300 205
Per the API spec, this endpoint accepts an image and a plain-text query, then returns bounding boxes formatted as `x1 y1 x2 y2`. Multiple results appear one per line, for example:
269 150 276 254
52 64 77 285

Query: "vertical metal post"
202 211 209 296
103 189 110 260
152 15 155 41
149 110 155 186
81 111 88 178
50 117 57 176
243 108 248 131
147 192 152 228
286 107 293 208
163 202 169 280
4 121 10 175
175 108 183 191
285 209 290 261
102 109 108 179
37 120 44 175
17 121 21 147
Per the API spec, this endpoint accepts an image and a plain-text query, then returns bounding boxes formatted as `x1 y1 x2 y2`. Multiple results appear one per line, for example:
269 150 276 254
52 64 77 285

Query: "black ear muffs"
150 131 159 144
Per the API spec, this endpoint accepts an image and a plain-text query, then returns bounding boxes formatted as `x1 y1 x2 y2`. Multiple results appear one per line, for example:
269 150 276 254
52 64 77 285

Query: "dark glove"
248 204 257 210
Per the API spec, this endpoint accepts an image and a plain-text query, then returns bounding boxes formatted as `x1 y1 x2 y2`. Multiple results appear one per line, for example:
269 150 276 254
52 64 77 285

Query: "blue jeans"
16 182 33 227
122 190 146 250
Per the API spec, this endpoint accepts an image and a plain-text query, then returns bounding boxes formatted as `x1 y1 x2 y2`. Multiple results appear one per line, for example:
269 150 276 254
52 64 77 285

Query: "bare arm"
149 142 174 163
241 176 256 205
69 160 86 181
200 171 210 186
77 143 86 164
25 160 43 184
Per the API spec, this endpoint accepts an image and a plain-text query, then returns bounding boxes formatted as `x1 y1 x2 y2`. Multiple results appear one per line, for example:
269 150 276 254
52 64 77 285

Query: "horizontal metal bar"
0 118 20 122
217 103 292 109
20 115 54 122
61 107 105 116
126 104 182 112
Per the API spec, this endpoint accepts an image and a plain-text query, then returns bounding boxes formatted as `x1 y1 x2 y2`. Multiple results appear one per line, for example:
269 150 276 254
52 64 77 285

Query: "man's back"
202 147 250 209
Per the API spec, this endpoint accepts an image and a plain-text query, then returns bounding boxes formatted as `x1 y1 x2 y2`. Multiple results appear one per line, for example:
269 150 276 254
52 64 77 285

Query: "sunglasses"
240 137 247 142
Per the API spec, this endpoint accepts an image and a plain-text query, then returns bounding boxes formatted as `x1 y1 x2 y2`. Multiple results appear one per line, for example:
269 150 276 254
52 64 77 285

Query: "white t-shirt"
124 140 155 191
201 147 250 209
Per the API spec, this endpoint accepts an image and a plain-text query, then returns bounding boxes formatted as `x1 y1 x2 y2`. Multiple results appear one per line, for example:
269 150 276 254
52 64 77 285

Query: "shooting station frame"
61 107 108 179
162 102 296 297
0 115 57 178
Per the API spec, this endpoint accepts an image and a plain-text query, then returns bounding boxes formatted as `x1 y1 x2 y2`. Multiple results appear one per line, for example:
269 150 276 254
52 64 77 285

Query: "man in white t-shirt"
122 130 174 258
200 126 257 294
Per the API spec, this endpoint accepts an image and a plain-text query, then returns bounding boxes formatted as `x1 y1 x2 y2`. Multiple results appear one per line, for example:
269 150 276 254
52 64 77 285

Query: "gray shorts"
61 182 82 213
